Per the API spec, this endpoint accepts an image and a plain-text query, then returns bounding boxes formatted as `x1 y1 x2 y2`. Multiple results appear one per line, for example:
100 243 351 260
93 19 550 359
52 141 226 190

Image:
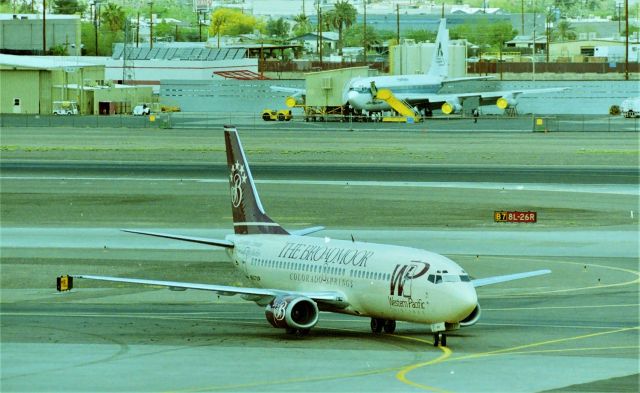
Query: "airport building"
0 54 152 115
0 13 81 55
105 43 261 85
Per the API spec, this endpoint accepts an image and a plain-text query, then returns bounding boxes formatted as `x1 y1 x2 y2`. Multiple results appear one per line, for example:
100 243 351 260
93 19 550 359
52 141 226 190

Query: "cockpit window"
428 273 466 284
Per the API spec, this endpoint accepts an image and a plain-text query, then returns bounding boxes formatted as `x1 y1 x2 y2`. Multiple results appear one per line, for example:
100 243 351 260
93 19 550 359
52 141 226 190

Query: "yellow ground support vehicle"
262 109 292 121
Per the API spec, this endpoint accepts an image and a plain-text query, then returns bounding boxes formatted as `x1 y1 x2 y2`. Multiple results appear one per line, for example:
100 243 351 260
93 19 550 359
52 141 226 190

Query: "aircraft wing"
65 274 348 307
270 86 305 95
472 269 551 288
122 229 234 248
395 87 569 107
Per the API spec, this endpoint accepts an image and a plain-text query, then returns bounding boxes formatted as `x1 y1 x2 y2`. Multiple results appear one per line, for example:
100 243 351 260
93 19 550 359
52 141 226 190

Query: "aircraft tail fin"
224 126 288 235
427 18 449 78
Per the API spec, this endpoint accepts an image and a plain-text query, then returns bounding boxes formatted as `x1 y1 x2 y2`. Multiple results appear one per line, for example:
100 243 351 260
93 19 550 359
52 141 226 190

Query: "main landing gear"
370 318 396 334
433 331 447 347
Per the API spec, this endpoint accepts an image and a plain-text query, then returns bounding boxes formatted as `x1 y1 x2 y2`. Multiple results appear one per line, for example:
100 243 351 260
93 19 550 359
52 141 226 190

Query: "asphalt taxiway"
1 126 638 392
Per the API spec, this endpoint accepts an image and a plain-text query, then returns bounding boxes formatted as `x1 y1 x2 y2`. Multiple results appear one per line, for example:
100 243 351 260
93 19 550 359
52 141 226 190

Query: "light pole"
148 1 154 49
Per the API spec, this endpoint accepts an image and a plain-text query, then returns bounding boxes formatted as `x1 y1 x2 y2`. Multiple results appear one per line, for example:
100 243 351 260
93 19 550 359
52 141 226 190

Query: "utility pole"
396 4 400 44
148 1 154 49
521 0 525 35
318 5 323 67
625 0 629 80
363 0 367 63
42 0 46 54
136 12 140 47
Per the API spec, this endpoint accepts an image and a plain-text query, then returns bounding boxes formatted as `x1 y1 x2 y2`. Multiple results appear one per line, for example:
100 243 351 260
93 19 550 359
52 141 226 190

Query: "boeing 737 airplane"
58 126 550 346
273 19 567 118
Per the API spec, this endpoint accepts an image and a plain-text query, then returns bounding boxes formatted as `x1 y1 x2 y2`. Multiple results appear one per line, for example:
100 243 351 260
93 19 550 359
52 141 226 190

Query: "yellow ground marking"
500 345 639 356
395 345 453 393
396 326 639 391
452 326 639 362
483 303 639 312
479 257 639 298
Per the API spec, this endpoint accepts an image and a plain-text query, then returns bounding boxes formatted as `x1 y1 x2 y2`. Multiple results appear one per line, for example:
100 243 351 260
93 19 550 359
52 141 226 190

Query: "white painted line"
1 175 637 195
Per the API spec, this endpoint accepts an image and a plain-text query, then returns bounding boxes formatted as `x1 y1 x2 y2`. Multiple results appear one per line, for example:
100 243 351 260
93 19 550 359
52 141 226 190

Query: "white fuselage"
227 234 477 325
347 74 444 112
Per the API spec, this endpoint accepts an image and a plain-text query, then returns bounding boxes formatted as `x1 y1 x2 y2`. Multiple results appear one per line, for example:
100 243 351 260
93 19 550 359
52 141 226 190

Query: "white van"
620 97 640 118
133 104 151 116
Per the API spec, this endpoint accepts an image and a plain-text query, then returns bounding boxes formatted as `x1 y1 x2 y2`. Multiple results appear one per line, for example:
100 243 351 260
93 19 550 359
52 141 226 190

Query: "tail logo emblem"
230 161 247 208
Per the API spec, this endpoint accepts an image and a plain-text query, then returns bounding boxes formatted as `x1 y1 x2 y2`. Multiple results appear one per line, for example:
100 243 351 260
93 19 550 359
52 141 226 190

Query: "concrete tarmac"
1 126 638 392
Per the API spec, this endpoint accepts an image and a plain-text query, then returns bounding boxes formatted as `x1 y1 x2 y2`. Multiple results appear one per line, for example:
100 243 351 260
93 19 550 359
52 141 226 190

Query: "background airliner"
59 126 550 346
273 19 567 118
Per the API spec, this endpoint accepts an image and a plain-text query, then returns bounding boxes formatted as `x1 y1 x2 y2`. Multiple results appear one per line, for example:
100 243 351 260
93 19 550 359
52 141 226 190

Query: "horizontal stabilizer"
121 229 234 248
472 269 551 288
290 226 325 236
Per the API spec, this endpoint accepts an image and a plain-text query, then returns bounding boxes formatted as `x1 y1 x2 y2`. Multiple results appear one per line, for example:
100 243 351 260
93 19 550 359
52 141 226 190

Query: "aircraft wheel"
370 318 384 334
383 319 396 334
434 332 447 347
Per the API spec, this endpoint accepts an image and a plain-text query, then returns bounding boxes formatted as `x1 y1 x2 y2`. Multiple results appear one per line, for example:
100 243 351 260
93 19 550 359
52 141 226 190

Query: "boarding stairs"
372 85 421 123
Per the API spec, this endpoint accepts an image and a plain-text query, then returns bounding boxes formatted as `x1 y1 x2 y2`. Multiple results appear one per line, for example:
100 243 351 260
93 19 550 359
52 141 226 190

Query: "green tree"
154 20 175 42
404 29 437 43
80 20 122 56
100 2 125 33
292 13 311 36
450 20 516 51
208 8 259 48
52 0 85 14
343 23 380 51
265 17 290 40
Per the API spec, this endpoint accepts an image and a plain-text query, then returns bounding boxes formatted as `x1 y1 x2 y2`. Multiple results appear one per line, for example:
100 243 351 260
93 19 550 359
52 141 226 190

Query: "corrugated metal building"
0 14 81 55
0 54 152 115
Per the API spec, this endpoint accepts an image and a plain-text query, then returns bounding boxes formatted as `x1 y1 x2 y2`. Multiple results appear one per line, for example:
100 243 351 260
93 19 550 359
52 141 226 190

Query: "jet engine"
496 94 517 110
285 94 304 108
265 295 319 330
460 303 481 327
441 99 462 115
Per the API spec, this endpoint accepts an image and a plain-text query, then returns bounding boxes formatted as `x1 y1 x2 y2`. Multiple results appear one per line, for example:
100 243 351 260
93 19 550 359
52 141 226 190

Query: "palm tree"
100 3 125 33
292 13 311 36
555 20 576 41
330 0 357 55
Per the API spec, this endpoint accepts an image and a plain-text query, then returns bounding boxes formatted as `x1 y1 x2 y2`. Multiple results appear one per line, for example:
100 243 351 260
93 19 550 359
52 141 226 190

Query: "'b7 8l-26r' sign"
494 211 537 223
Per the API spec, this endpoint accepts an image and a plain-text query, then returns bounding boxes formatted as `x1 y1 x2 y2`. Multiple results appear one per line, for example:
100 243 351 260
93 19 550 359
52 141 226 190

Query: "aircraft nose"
347 90 360 104
451 285 477 318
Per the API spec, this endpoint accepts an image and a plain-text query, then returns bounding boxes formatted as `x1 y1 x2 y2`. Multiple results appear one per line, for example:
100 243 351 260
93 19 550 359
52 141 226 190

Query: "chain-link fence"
0 114 165 129
1 112 638 132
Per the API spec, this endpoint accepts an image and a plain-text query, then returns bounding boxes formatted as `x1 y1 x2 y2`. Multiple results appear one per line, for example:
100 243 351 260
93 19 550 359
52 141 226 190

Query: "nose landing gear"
433 331 447 347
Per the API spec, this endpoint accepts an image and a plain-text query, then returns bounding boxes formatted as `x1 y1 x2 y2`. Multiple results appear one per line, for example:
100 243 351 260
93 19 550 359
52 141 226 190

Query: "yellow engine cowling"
496 94 517 110
441 100 462 115
285 95 304 108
